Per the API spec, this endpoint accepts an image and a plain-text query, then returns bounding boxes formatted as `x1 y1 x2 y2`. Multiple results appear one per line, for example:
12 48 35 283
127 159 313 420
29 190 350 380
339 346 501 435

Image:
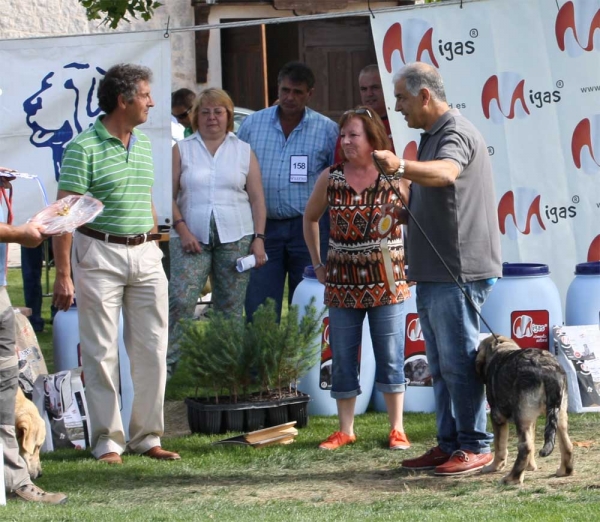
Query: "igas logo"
513 315 547 339
481 72 562 124
498 188 577 239
555 0 600 57
405 312 426 358
382 19 476 73
511 310 551 350
572 115 600 175
406 317 424 343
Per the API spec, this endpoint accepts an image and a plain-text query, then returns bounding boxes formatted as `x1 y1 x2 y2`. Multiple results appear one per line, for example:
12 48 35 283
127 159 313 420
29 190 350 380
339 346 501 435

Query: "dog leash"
372 153 499 341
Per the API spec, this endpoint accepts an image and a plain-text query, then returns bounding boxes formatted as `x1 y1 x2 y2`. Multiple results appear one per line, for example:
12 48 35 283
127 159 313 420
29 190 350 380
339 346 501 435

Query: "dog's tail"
539 377 564 457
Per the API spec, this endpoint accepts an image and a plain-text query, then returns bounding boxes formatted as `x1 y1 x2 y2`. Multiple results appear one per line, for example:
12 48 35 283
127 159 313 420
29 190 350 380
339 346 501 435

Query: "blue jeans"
245 214 329 322
21 241 58 332
416 280 494 454
329 303 406 399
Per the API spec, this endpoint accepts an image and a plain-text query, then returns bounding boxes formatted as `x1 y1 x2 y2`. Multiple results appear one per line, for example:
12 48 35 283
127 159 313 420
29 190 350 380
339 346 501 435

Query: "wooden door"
299 17 377 121
221 25 268 111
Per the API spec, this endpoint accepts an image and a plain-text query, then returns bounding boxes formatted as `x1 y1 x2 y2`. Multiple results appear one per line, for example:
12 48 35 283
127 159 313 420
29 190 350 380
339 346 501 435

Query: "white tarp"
0 30 172 226
370 0 600 308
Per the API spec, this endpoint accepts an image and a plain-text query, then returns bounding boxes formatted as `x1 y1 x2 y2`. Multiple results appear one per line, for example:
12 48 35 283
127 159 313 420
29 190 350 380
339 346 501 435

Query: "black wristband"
253 233 266 241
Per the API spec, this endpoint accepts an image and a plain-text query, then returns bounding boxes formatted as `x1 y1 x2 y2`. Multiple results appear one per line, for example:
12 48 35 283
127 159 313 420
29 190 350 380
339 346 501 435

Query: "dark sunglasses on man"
173 107 192 122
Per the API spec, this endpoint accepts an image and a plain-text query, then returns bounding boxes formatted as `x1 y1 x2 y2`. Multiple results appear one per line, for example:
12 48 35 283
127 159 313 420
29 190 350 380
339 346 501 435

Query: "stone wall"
0 0 197 90
0 1 401 93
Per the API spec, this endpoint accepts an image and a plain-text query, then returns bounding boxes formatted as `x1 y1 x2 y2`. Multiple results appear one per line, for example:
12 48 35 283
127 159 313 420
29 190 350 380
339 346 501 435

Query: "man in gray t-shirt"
374 62 502 476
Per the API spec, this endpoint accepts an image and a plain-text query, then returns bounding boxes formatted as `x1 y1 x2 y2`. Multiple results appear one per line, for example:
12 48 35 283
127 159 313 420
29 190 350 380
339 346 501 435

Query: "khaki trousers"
72 232 168 458
0 287 32 491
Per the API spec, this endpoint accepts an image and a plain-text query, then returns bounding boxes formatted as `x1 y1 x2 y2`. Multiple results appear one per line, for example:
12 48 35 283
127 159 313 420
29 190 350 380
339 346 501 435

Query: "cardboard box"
553 325 600 413
33 368 91 452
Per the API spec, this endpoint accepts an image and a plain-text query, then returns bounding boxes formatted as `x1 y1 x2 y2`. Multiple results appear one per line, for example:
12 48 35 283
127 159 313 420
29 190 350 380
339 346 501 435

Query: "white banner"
370 0 600 309
0 31 172 226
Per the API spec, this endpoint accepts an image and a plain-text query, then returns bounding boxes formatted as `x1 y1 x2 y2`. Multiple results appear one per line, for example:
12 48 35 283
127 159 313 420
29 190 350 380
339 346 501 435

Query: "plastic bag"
28 195 104 235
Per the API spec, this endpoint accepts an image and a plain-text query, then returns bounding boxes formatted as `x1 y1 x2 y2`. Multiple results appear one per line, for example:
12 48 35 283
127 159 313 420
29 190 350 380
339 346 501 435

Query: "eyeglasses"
172 107 192 121
343 108 373 119
199 108 227 117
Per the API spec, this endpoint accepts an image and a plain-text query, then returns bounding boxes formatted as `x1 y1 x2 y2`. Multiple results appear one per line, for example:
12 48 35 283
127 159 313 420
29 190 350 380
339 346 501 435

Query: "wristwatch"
393 158 406 179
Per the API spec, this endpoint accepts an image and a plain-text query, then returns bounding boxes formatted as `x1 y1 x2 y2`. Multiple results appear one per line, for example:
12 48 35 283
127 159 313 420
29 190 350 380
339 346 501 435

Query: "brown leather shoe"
143 446 181 460
97 452 123 465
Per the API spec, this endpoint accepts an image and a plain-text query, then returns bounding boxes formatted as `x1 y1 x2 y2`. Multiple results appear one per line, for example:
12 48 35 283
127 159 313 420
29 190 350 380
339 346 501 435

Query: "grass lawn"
5 267 600 520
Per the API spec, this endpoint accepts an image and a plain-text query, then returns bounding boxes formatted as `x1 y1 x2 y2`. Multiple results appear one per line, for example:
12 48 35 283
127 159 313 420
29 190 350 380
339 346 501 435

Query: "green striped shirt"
59 117 155 235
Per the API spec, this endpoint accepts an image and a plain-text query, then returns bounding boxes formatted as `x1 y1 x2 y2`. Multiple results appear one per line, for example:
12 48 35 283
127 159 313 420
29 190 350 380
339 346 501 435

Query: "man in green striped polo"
52 64 180 465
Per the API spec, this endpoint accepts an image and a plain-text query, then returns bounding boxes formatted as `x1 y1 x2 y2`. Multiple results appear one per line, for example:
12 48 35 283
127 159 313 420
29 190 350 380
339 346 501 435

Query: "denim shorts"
328 303 406 399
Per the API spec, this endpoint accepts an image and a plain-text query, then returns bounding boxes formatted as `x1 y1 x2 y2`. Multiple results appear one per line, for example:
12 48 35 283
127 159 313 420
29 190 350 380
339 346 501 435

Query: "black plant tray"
185 392 310 435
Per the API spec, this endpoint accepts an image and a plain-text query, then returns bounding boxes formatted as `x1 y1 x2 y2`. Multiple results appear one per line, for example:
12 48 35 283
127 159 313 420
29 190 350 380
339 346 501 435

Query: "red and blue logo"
572 116 600 175
555 0 600 56
383 19 439 74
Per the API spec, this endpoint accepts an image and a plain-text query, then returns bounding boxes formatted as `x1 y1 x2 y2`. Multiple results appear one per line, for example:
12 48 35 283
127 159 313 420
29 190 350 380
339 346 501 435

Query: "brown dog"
15 387 46 479
476 335 574 485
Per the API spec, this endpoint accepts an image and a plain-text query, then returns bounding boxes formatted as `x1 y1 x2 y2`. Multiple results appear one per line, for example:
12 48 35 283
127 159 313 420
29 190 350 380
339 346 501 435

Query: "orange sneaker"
389 429 411 450
319 431 356 450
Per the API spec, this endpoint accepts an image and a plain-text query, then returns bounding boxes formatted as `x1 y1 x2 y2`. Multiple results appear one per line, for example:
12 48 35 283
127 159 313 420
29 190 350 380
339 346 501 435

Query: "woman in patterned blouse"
304 107 412 451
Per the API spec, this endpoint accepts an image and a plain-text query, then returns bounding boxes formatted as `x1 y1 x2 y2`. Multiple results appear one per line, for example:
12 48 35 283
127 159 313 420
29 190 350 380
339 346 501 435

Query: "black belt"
78 226 161 246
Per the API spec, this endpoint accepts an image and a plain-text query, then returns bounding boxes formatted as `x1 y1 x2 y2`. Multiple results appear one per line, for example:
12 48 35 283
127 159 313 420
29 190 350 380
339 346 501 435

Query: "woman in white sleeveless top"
167 88 266 377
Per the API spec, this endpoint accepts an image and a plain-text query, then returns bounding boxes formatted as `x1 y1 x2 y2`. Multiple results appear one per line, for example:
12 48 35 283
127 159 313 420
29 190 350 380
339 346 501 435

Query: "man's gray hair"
393 63 447 102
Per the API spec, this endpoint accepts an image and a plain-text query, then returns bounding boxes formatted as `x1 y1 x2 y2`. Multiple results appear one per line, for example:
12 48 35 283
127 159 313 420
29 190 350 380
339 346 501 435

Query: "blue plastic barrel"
481 263 562 351
566 261 600 326
53 305 134 440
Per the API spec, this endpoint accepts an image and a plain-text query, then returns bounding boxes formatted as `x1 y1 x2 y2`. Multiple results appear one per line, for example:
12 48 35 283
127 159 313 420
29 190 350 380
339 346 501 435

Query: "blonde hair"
190 88 235 133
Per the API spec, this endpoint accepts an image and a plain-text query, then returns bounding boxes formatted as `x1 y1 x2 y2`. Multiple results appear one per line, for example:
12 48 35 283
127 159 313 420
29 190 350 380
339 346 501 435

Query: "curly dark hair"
98 63 153 114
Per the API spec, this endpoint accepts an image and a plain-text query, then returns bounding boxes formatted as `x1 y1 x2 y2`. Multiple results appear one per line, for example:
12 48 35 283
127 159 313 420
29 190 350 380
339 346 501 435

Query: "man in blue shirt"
237 62 338 320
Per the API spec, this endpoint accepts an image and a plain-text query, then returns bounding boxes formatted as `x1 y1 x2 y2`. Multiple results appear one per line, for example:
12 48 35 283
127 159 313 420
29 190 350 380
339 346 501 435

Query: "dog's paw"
556 467 574 477
481 460 506 474
526 461 537 472
481 464 497 474
501 473 524 486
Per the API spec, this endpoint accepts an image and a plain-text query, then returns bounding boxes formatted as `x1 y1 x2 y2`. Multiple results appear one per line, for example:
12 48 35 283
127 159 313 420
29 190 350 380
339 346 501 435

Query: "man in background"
358 64 394 149
335 64 394 163
20 241 54 332
171 88 196 138
237 61 338 321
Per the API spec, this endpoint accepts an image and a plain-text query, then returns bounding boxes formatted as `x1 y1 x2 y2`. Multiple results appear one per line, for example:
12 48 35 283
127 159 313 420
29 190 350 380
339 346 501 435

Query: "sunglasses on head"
173 107 192 121
344 108 373 119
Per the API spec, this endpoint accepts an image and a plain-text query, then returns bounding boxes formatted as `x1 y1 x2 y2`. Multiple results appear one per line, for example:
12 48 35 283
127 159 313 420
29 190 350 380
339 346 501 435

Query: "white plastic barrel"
371 285 436 413
481 263 562 352
565 261 600 326
53 305 134 440
292 266 376 416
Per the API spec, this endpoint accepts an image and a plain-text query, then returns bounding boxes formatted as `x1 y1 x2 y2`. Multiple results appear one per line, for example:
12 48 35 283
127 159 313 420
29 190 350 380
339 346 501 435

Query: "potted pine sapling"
179 298 323 435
